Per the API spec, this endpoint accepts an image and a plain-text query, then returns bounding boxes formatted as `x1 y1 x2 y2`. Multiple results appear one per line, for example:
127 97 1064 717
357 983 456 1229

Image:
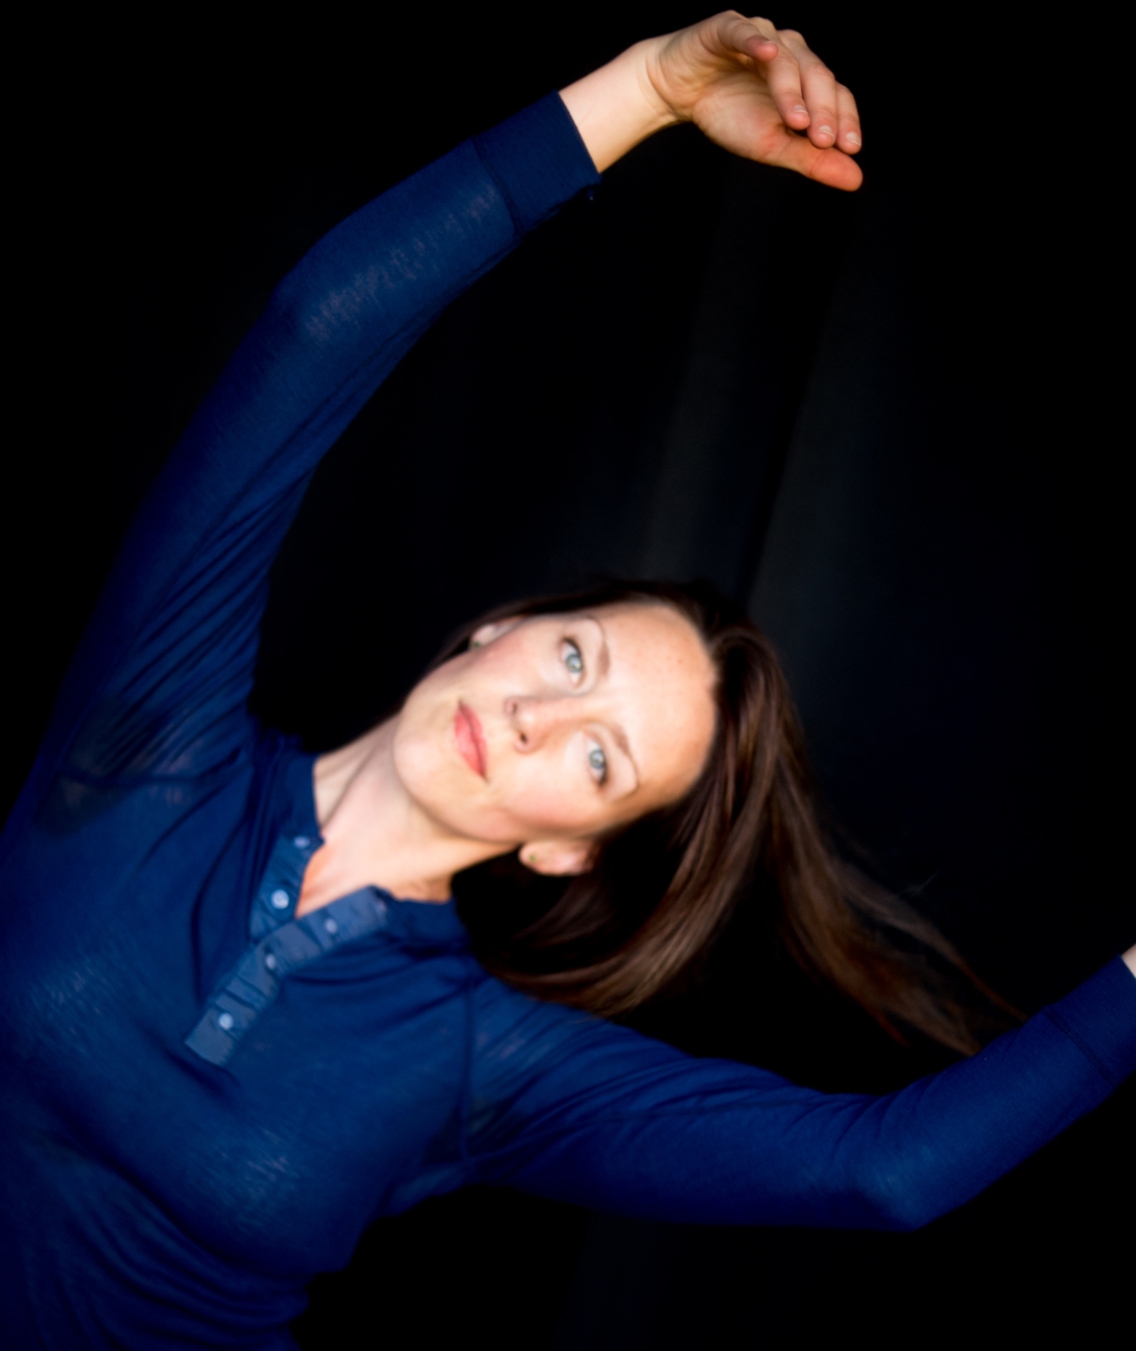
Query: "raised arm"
10 14 863 830
13 98 599 820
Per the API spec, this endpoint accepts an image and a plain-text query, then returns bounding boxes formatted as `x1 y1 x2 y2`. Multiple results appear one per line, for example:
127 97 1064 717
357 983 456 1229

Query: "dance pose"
2 14 1132 1348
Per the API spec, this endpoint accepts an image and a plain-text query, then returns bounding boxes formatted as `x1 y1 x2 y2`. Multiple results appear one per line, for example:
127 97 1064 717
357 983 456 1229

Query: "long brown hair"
446 580 1009 1055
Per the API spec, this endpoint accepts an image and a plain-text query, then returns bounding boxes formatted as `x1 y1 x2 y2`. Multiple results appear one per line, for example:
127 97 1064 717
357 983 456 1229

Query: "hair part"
444 579 1014 1056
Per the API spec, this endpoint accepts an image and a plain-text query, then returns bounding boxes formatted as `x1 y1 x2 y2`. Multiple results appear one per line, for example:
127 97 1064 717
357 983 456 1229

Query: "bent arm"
466 958 1136 1230
10 12 863 829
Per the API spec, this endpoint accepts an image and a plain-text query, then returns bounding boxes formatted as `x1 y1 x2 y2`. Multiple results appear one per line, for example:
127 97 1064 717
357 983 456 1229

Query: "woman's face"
392 602 718 870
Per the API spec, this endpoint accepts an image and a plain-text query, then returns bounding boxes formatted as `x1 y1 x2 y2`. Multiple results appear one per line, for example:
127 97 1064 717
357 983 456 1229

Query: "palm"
691 70 792 159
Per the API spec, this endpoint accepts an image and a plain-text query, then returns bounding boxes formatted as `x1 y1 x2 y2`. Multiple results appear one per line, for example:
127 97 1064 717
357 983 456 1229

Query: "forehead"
586 601 712 679
576 601 717 795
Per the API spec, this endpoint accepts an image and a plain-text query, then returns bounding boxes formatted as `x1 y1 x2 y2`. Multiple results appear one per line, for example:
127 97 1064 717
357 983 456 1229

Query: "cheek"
391 721 456 808
498 752 604 835
391 680 459 790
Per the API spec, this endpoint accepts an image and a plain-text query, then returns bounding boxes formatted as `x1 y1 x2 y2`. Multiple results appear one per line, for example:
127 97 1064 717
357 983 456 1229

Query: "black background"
8 4 1132 1347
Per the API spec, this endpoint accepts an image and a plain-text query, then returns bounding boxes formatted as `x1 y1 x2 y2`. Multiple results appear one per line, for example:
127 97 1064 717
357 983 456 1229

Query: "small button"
293 836 311 849
217 1011 235 1031
264 952 278 971
324 917 338 935
270 889 290 909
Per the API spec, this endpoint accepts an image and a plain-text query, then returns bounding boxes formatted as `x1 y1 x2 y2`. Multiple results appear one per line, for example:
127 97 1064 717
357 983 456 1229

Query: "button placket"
185 882 392 1067
250 829 321 940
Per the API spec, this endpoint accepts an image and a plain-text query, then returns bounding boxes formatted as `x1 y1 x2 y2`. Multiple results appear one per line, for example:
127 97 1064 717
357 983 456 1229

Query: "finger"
765 130 863 192
747 33 811 132
835 82 862 153
720 12 780 64
796 53 841 148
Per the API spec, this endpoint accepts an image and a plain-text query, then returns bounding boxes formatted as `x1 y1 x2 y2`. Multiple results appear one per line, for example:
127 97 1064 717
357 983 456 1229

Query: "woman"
1 12 1132 1349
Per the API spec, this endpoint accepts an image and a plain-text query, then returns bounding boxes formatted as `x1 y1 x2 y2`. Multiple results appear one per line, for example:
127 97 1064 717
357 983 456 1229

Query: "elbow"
263 287 336 353
268 267 389 357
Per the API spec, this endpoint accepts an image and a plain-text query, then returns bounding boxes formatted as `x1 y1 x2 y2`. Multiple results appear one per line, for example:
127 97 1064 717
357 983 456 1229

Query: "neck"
298 720 506 915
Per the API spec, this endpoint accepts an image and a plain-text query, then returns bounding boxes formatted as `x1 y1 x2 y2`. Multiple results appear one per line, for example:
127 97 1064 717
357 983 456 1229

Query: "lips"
454 702 488 779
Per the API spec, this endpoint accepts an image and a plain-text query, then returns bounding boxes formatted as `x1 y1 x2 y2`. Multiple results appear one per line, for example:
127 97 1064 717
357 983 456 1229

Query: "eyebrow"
609 722 638 787
585 614 638 787
583 612 611 678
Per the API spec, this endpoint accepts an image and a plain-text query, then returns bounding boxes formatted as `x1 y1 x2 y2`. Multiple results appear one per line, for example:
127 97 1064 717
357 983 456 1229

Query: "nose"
506 695 576 750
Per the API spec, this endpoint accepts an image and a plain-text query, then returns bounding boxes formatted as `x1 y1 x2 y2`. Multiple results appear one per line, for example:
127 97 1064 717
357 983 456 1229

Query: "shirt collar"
287 749 469 951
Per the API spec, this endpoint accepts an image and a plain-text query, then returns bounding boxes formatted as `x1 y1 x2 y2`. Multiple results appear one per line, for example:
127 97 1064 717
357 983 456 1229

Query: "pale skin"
302 603 717 909
298 12 1136 982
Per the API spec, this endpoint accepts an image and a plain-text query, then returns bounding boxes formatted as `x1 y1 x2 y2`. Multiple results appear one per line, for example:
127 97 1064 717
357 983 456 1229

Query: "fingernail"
793 103 807 114
845 132 861 147
817 125 834 139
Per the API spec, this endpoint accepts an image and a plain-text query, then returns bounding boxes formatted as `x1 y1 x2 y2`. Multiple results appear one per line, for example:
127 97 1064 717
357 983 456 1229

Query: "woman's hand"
561 11 862 190
648 13 863 188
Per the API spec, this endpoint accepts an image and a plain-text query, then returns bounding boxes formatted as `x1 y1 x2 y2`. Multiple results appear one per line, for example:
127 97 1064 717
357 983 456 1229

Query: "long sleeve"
5 96 599 838
460 957 1136 1230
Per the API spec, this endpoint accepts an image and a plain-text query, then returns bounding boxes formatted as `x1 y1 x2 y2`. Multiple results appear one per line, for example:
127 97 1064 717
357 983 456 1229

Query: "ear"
469 617 523 650
519 838 599 877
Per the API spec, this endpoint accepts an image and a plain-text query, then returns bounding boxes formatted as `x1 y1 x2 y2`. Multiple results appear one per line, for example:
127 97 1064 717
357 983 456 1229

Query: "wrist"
560 38 679 173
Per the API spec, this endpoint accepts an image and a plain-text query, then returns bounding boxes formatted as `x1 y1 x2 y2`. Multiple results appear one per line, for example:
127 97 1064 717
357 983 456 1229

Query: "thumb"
766 133 864 191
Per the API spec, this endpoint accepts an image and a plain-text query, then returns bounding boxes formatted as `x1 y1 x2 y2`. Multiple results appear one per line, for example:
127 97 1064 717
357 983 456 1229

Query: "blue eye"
588 745 607 781
563 641 584 676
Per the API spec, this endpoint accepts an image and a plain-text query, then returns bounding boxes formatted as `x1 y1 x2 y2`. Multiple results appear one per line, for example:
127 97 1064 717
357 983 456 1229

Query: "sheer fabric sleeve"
13 96 599 819
464 958 1136 1230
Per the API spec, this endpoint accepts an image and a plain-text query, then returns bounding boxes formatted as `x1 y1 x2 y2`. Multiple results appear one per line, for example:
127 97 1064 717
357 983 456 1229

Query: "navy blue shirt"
2 94 1133 1350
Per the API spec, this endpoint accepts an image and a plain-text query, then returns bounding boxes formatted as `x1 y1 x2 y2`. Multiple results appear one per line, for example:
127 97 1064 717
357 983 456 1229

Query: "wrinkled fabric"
1 93 1133 1350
